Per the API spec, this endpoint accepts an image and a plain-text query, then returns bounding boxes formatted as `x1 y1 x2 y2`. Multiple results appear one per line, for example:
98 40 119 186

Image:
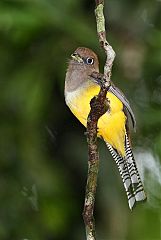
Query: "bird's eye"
86 57 94 65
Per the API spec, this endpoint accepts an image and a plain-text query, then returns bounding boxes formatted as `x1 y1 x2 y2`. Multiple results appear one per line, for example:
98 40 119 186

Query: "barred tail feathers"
106 142 136 209
125 134 146 202
106 136 146 210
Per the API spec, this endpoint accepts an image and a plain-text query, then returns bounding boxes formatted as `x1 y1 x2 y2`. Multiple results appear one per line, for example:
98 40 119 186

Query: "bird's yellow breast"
65 84 126 156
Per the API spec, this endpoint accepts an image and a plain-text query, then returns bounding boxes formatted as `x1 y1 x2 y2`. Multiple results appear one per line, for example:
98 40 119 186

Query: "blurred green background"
0 0 161 239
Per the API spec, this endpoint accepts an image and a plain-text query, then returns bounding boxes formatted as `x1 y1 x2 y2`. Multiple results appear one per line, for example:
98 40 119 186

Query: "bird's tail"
106 134 146 210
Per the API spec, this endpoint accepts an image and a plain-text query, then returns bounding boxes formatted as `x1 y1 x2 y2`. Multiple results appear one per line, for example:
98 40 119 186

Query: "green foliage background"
0 0 161 239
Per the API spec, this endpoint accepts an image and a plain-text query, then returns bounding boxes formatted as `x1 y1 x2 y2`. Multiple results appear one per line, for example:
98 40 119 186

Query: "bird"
64 47 146 210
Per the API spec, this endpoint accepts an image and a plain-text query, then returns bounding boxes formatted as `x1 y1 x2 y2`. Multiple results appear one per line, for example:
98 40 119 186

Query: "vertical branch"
83 1 116 240
95 1 116 79
83 93 109 240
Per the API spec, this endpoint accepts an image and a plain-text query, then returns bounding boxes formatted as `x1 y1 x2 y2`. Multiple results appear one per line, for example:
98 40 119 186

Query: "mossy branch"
82 1 116 240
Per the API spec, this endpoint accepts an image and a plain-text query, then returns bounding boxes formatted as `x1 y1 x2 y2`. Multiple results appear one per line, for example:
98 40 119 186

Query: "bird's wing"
89 72 136 131
109 83 136 131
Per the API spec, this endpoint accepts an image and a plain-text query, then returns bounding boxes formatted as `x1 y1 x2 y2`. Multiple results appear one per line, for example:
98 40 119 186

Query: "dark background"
0 0 161 239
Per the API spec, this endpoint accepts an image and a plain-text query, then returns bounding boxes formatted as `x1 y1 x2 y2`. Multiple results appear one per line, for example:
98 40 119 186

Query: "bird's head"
65 47 100 92
69 47 99 73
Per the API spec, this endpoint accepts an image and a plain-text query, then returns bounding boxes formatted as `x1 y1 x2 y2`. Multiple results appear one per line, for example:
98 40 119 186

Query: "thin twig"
83 1 116 240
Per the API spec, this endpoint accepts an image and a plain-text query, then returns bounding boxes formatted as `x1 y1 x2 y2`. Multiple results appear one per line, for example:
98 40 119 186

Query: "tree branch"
82 1 116 240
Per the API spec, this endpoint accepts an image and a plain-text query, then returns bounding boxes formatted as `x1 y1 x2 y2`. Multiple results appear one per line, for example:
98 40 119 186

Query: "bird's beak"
71 53 84 63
